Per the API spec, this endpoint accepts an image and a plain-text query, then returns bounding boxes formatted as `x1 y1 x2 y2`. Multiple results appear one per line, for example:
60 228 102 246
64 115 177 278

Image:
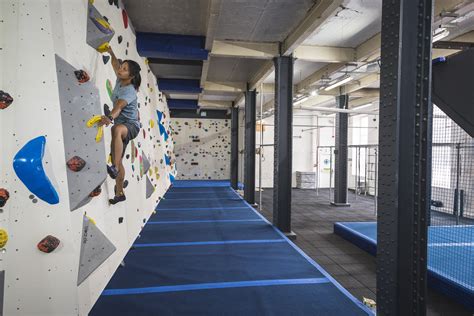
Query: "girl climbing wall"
99 45 141 205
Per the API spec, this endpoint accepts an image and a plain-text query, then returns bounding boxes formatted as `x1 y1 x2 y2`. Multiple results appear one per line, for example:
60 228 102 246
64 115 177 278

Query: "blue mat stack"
91 181 372 315
334 222 474 311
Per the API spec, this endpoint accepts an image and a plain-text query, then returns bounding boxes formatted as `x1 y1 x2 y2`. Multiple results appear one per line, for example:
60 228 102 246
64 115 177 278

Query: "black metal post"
332 94 350 207
244 89 256 204
377 0 433 315
273 55 295 237
230 105 239 189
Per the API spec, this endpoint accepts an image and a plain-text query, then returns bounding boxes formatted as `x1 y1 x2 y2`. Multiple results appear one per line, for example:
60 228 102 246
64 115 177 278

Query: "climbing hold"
113 0 119 8
145 176 154 199
89 10 114 35
118 217 124 224
157 110 163 122
74 70 90 83
117 35 123 44
96 42 110 53
104 103 111 116
89 185 102 197
169 174 175 183
67 156 86 172
86 215 96 225
0 90 13 110
108 0 113 4
103 55 110 65
144 58 149 65
149 119 155 128
0 189 9 207
363 297 376 309
106 79 113 102
13 136 59 205
86 115 104 143
37 235 60 253
131 140 136 163
0 229 8 248
122 9 128 29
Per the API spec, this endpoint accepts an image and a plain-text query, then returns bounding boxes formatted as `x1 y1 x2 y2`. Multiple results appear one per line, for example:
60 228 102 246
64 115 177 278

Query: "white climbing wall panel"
0 0 174 315
170 118 231 180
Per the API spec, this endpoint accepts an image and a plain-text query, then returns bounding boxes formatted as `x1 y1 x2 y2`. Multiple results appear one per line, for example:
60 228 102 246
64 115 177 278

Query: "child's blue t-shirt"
112 79 140 128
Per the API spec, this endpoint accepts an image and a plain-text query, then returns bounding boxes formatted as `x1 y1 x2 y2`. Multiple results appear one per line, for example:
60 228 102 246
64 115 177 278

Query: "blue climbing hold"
169 173 175 183
159 123 166 136
164 154 171 166
156 110 163 122
13 136 59 204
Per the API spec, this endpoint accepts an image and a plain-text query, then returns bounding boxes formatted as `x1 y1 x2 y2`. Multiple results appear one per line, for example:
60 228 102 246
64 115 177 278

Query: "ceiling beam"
211 40 278 59
281 0 345 55
296 63 345 93
203 81 246 93
294 45 356 63
200 0 222 87
198 97 233 109
319 73 380 95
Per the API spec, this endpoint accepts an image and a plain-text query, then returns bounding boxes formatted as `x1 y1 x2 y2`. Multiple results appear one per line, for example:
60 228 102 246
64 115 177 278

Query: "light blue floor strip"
133 239 286 248
102 278 330 296
156 206 251 211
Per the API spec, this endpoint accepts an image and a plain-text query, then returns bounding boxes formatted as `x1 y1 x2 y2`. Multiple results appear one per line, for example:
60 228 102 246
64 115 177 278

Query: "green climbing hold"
106 79 113 102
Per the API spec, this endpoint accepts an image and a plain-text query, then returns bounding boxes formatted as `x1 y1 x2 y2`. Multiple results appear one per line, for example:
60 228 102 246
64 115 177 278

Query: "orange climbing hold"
67 156 86 172
89 185 102 197
37 235 60 253
0 189 9 207
74 70 90 83
0 91 13 110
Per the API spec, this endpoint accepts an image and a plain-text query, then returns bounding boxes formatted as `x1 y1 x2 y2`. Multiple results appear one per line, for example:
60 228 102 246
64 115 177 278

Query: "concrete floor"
255 188 471 316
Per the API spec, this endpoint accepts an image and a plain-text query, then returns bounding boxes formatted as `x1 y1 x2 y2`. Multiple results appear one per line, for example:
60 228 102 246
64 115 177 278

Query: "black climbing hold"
126 154 130 159
74 70 90 83
102 15 109 22
118 217 124 224
108 0 113 5
67 156 86 172
118 35 123 44
37 235 60 253
104 104 111 116
0 189 9 207
114 0 119 8
103 55 110 65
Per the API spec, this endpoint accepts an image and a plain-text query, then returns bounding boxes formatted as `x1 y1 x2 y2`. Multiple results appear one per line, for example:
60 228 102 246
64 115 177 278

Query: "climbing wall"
170 118 231 180
0 1 174 315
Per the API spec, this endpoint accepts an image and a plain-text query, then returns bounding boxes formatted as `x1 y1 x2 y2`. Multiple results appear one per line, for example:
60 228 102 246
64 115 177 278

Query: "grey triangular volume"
77 216 116 285
146 175 154 199
86 2 115 50
142 151 151 174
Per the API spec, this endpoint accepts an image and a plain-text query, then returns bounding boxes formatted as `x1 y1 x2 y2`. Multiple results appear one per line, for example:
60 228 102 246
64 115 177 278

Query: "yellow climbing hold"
97 42 110 53
86 115 104 143
108 154 112 164
149 119 155 128
89 0 94 4
86 216 96 225
0 229 8 248
144 58 149 65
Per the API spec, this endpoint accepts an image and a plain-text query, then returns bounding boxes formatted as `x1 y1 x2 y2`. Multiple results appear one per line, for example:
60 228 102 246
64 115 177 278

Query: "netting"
428 105 474 302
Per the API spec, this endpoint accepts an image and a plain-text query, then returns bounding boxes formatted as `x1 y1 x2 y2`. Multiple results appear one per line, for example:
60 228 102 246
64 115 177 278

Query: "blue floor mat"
90 181 372 315
334 221 474 311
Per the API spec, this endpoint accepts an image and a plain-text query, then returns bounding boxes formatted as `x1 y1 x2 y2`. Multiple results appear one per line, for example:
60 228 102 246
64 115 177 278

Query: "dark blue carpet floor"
90 181 372 315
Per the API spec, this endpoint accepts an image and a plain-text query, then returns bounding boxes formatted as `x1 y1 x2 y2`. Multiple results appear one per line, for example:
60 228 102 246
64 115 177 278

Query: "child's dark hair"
124 60 141 91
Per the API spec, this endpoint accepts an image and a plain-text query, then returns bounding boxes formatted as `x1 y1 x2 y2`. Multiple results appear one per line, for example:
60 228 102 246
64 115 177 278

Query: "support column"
230 105 239 189
244 89 256 204
273 55 294 236
377 0 433 315
331 94 350 207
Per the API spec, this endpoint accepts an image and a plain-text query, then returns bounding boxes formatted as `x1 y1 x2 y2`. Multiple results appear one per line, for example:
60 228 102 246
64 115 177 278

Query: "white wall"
170 118 230 180
0 1 173 314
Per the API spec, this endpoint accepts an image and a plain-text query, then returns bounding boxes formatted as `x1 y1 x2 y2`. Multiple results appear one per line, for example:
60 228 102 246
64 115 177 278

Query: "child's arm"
107 46 120 76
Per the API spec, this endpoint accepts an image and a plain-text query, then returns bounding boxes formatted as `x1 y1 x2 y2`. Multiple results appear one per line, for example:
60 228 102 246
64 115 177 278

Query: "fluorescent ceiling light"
324 76 353 91
294 96 309 106
311 90 318 96
433 28 450 42
353 102 373 110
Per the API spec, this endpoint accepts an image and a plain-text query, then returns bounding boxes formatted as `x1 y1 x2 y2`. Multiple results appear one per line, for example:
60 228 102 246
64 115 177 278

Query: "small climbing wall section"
170 118 231 180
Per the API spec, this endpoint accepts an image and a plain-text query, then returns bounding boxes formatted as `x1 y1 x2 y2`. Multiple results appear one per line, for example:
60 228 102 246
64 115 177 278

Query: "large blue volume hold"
13 136 59 204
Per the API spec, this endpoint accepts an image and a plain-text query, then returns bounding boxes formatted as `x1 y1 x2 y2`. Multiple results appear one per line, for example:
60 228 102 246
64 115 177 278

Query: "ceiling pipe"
295 105 379 115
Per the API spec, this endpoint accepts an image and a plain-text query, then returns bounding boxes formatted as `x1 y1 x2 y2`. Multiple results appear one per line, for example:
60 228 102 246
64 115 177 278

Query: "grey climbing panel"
55 54 107 211
146 175 154 199
86 2 115 51
77 216 116 285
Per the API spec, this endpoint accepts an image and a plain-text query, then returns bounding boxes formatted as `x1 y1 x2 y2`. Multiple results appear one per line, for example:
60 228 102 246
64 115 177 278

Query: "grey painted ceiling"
207 57 267 82
122 0 209 35
214 0 317 42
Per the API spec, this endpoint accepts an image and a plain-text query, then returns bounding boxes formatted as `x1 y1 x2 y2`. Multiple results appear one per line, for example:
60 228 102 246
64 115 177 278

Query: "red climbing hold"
0 189 9 207
67 156 86 172
74 70 90 83
37 235 60 253
89 185 102 197
122 9 128 29
0 91 13 110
